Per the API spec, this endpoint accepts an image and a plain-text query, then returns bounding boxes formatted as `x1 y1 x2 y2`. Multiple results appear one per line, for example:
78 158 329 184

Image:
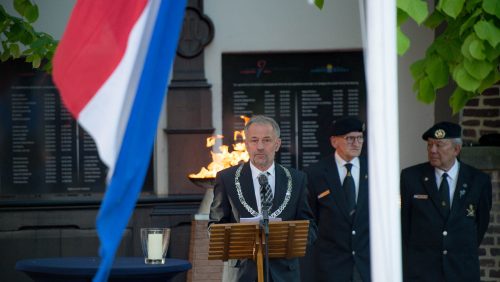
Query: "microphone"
258 173 272 282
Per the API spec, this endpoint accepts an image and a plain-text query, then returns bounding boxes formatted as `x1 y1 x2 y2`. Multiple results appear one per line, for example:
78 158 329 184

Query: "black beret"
422 122 461 140
330 117 365 136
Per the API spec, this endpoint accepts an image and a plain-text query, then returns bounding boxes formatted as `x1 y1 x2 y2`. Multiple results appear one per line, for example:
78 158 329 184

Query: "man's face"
427 138 461 171
245 123 281 171
330 132 364 161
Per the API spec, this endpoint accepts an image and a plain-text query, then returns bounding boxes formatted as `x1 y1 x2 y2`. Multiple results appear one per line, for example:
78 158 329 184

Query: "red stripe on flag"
53 0 148 117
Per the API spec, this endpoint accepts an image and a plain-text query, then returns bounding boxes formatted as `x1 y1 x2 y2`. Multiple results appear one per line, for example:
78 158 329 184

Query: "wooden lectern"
208 220 310 282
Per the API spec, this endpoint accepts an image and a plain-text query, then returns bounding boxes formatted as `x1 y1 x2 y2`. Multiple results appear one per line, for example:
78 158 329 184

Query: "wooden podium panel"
268 220 309 259
208 220 309 260
208 220 310 282
208 223 260 261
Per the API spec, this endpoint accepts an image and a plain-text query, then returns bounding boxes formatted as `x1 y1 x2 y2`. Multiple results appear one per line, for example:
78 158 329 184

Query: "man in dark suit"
400 122 492 282
305 117 370 282
209 115 316 282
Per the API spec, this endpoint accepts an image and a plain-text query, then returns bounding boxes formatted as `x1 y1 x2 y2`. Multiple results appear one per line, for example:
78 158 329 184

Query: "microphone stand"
260 207 270 282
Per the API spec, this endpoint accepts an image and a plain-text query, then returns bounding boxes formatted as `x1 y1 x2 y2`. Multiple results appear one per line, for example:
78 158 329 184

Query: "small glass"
140 228 170 264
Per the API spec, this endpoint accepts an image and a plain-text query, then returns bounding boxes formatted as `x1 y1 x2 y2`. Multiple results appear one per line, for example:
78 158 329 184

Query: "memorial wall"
222 51 367 169
0 60 153 201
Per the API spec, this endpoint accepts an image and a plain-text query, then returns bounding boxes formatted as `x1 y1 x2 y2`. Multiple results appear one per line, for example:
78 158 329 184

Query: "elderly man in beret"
305 117 370 282
400 121 492 282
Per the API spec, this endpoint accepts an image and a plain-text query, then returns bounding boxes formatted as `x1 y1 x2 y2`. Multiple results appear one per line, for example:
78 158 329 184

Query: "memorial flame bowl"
188 176 216 189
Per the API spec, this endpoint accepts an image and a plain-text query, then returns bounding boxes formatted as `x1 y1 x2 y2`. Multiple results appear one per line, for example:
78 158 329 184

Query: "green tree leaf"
483 0 500 18
410 59 426 80
314 0 324 10
397 0 429 24
0 47 11 62
14 0 30 16
483 43 500 61
464 0 482 13
9 43 20 58
433 37 462 63
474 20 500 48
437 0 466 19
464 57 493 80
449 87 471 115
478 68 500 93
425 55 449 89
397 27 411 55
461 33 477 60
459 9 481 36
452 64 481 91
417 77 436 103
31 53 41 68
424 10 445 29
469 38 486 60
397 8 409 25
24 4 38 23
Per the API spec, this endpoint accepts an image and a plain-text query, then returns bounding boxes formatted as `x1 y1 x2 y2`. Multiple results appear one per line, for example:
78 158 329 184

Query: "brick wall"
460 84 500 282
461 85 500 145
479 170 500 282
187 219 223 282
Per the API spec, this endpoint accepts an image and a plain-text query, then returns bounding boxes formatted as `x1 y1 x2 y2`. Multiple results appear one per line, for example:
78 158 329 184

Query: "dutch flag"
52 1 187 281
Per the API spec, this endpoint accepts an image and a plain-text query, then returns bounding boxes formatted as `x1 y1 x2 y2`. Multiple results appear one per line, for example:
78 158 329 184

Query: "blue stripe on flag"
93 1 187 281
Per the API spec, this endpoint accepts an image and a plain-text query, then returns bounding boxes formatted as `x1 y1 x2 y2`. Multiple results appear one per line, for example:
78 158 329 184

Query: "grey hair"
450 137 463 146
244 115 281 138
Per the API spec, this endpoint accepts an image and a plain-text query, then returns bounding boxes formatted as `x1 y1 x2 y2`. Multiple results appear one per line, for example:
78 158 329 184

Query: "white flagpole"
359 0 402 281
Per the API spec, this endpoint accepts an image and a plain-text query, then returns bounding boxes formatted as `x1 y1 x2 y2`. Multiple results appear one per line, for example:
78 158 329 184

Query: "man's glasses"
343 135 364 144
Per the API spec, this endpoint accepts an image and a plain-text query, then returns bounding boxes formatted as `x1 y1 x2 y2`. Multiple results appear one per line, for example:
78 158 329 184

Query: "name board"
222 51 366 169
0 60 153 201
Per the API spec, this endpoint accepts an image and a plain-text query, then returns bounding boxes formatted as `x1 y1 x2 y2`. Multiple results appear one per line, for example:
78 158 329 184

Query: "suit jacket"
209 162 317 282
400 161 492 282
305 155 370 282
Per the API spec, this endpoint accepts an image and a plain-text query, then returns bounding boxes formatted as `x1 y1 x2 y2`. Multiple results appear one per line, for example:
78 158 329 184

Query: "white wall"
204 0 434 169
397 20 435 168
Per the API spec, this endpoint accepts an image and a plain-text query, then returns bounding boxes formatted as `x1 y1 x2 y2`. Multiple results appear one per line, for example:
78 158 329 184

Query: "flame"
189 116 250 179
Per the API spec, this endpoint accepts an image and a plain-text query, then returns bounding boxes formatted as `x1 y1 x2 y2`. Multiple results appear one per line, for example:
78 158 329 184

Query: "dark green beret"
422 121 461 140
330 117 365 137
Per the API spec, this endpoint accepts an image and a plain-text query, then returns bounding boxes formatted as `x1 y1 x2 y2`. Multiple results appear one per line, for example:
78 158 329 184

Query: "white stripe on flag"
79 2 154 177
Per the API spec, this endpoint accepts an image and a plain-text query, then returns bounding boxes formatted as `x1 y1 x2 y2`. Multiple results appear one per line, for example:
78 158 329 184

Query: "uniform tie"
258 172 273 213
343 163 356 216
440 173 450 217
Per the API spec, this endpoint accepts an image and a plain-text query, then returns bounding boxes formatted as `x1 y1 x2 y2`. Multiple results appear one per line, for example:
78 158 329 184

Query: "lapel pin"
424 177 429 182
459 189 466 198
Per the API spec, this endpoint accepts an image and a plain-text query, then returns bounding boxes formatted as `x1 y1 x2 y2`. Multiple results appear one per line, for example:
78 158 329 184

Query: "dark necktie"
343 163 356 216
258 172 273 213
440 173 450 217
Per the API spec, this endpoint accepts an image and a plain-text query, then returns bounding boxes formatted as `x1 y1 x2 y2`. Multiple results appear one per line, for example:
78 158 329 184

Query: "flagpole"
360 0 402 281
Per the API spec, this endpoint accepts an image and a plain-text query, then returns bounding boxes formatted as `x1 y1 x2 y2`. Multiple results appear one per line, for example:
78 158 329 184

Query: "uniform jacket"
209 162 317 282
400 161 492 282
305 155 370 282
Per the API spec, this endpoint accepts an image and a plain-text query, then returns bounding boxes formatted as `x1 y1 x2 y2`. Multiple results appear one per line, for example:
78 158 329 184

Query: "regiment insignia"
466 204 476 217
434 129 446 139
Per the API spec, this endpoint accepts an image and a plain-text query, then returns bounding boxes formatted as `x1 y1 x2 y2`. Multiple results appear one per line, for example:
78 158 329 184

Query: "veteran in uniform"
209 115 316 282
305 117 370 282
400 121 492 282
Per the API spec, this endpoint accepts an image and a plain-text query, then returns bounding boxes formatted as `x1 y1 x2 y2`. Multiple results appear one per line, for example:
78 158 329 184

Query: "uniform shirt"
334 152 360 202
434 158 459 207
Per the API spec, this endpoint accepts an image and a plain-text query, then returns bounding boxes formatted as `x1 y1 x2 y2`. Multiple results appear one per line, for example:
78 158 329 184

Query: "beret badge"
434 129 446 139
